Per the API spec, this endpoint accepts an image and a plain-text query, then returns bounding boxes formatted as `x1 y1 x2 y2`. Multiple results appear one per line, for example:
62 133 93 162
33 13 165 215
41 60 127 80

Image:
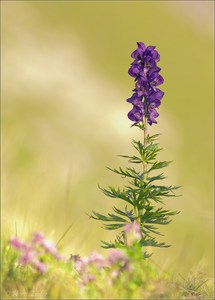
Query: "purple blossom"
127 42 164 125
131 42 146 59
128 63 141 77
127 93 145 123
128 106 144 123
148 70 164 87
135 79 149 97
148 104 160 125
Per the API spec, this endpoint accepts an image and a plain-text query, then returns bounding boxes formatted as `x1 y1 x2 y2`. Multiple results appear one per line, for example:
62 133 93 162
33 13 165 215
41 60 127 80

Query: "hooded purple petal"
131 42 146 59
128 106 144 123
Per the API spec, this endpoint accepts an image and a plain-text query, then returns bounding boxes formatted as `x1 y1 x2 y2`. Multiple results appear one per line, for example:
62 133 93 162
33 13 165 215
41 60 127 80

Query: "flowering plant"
90 42 180 257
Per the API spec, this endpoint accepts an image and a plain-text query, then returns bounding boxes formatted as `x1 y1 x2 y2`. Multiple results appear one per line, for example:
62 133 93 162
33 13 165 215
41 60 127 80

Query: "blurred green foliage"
2 1 214 277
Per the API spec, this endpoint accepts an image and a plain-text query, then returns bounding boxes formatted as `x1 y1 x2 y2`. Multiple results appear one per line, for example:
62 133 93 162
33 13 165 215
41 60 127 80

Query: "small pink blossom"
19 249 37 264
33 232 62 260
43 240 55 253
88 251 103 263
9 232 63 273
82 273 95 284
124 221 141 245
32 232 45 243
73 256 88 273
107 249 128 266
87 251 106 270
110 269 120 279
31 260 47 273
9 237 31 252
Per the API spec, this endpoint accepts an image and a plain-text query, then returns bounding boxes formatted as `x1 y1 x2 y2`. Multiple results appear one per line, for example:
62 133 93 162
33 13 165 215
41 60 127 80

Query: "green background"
2 1 214 276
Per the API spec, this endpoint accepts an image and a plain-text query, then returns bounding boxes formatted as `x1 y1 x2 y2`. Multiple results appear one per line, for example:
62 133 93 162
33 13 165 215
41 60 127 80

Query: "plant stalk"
143 116 148 181
137 117 148 220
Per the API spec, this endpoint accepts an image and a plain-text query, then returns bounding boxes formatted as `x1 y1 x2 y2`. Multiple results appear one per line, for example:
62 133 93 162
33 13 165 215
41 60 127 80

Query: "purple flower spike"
127 42 164 126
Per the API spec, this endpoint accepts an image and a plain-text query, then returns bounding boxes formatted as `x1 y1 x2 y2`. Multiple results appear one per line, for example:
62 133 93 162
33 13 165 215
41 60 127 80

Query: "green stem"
137 117 148 221
143 116 148 181
134 206 138 219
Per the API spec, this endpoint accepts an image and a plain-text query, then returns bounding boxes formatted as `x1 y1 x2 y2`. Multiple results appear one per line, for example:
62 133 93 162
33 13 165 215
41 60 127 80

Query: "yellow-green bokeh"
2 1 214 276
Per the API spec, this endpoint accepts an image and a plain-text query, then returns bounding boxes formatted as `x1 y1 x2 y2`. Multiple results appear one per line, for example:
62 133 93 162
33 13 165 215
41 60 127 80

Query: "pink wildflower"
82 273 95 284
107 249 128 266
110 269 120 279
31 260 47 273
9 237 31 252
87 251 106 270
107 249 131 280
9 232 63 273
19 249 37 264
73 256 88 273
32 232 45 243
43 240 55 254
124 221 141 246
33 232 62 260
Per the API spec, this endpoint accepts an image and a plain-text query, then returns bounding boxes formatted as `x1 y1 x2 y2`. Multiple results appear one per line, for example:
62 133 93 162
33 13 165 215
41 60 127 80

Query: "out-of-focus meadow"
2 1 214 276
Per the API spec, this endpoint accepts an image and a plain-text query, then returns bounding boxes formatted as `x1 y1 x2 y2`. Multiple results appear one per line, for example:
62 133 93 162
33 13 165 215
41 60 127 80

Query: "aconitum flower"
127 93 145 123
127 42 164 125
